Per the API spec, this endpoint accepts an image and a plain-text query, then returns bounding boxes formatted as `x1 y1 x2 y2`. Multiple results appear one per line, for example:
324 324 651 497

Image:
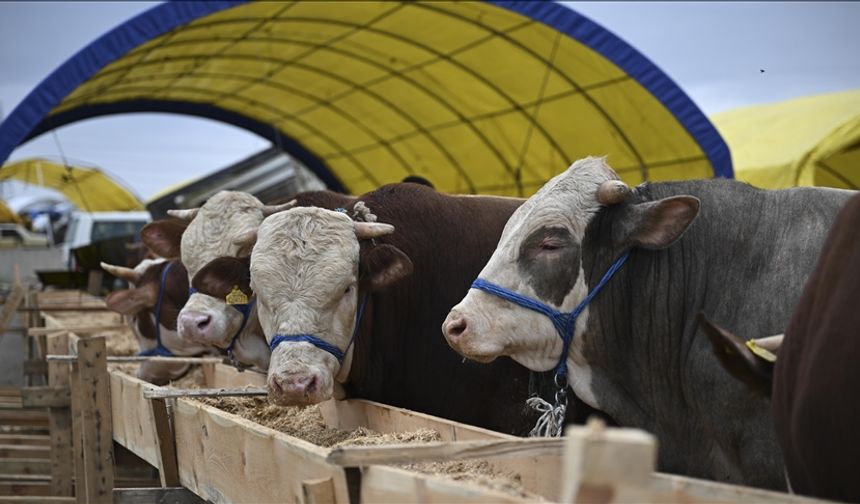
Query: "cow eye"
540 239 563 251
344 285 353 295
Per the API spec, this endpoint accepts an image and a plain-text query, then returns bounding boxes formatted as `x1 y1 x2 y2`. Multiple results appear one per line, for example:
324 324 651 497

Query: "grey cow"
443 156 854 490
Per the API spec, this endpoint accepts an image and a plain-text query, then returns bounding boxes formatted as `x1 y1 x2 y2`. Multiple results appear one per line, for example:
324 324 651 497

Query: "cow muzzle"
442 308 499 363
268 370 329 406
178 310 213 342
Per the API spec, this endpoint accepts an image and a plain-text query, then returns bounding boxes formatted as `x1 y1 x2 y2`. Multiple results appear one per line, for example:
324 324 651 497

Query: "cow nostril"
446 317 468 340
196 315 211 330
305 374 317 393
270 379 283 395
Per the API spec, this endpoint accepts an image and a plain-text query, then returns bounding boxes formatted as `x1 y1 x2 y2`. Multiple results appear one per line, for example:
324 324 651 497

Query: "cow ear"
616 196 699 249
140 219 186 258
233 229 257 258
105 284 158 315
360 244 414 292
697 313 774 395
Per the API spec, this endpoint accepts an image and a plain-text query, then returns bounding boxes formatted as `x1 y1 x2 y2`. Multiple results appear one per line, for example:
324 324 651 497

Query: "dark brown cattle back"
773 193 860 502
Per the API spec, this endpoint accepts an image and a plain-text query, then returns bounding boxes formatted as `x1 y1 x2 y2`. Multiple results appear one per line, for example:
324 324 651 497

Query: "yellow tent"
0 159 145 211
712 88 860 189
0 200 23 224
0 2 731 196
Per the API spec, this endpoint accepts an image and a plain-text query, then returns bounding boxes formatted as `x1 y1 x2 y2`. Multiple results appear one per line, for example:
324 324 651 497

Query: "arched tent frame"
0 1 732 195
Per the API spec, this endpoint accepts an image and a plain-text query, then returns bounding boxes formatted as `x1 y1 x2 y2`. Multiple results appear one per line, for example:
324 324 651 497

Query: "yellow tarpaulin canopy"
0 1 731 196
0 159 145 212
0 200 23 224
712 88 860 189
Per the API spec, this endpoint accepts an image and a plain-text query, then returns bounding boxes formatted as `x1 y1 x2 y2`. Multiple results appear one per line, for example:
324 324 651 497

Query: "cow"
442 156 854 489
699 193 860 502
139 191 293 366
247 183 547 435
185 256 270 370
101 258 213 385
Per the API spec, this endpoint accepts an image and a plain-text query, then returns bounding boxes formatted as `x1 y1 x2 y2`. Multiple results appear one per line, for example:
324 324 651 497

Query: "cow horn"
354 221 395 239
261 200 296 217
597 180 629 205
167 207 200 221
100 262 141 283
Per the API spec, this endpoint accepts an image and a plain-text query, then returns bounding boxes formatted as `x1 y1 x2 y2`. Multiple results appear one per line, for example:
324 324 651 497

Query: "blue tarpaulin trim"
0 0 732 182
0 1 249 166
491 1 733 179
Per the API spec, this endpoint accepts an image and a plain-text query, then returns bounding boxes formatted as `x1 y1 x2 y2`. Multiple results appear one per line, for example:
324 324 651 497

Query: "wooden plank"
301 477 336 504
112 487 205 504
47 332 73 497
0 460 49 475
75 337 114 503
360 465 529 504
561 421 657 503
0 435 49 447
143 387 266 399
28 326 127 336
0 497 74 503
0 411 48 427
48 355 223 364
68 360 85 504
22 307 112 313
651 473 835 504
86 271 102 296
320 399 511 443
208 363 266 388
173 398 350 504
109 373 161 468
148 399 179 487
0 481 51 496
327 438 564 467
20 388 70 408
0 447 49 460
0 284 25 333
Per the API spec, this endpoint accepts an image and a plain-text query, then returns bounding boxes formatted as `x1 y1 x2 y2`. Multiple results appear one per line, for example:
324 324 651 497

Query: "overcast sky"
1 1 858 200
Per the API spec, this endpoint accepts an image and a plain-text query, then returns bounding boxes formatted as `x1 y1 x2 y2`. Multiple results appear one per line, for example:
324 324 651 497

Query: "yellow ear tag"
225 286 249 305
746 340 777 363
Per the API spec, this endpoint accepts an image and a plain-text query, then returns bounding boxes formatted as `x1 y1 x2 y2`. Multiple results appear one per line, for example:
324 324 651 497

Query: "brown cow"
101 259 213 384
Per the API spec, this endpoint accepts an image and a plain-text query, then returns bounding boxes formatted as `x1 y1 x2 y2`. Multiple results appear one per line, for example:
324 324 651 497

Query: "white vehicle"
63 211 151 267
0 223 50 248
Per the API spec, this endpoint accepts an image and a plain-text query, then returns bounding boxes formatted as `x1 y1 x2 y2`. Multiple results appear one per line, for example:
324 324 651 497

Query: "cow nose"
273 373 317 397
443 313 469 344
179 311 211 338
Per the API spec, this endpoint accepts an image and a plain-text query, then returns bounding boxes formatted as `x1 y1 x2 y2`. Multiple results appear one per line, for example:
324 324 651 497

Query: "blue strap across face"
269 294 369 363
187 286 255 357
470 250 630 379
138 261 175 357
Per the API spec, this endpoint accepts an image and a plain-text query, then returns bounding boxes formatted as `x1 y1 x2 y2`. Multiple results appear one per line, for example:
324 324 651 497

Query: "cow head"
153 192 292 345
179 256 253 350
101 259 211 385
250 207 411 406
442 157 699 403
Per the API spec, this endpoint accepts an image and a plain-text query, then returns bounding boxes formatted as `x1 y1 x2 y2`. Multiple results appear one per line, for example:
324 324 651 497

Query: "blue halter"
470 251 630 380
269 294 369 363
187 286 255 359
138 261 176 357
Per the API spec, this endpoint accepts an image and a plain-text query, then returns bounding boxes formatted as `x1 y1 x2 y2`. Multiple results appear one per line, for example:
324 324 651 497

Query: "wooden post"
86 270 103 296
149 398 179 487
47 332 73 497
73 336 115 503
560 419 657 504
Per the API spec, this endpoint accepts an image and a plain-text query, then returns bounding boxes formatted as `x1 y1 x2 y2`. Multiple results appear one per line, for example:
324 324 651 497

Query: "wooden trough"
3 290 836 503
